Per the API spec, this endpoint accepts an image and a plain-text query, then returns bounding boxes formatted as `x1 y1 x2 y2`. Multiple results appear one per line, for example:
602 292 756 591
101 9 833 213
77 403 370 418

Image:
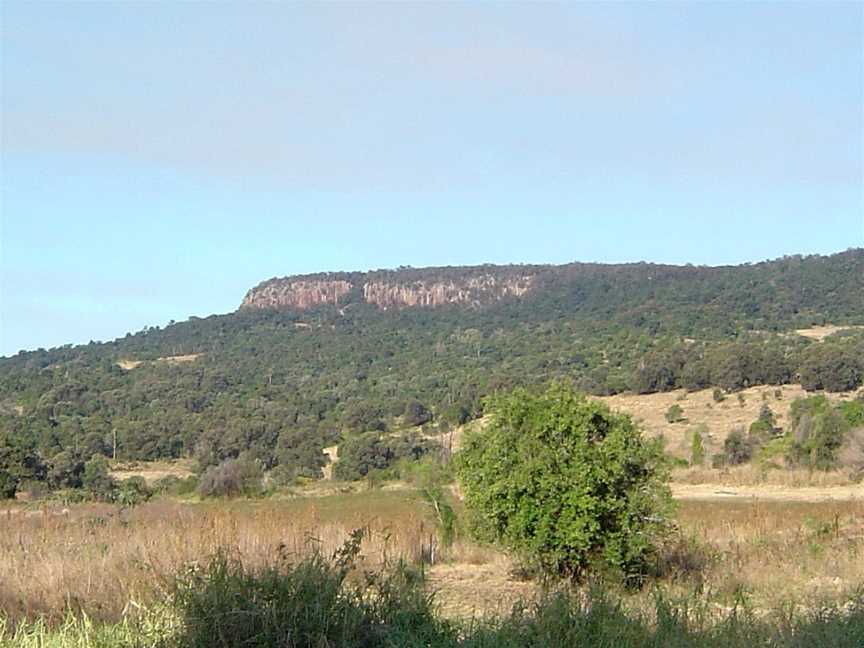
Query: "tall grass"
4 542 863 648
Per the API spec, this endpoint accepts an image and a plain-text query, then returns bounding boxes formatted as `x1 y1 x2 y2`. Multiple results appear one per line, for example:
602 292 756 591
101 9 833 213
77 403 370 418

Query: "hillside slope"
1 250 862 483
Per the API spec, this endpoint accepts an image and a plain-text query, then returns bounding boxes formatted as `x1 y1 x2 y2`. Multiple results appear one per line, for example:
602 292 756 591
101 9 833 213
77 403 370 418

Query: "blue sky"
1 2 862 356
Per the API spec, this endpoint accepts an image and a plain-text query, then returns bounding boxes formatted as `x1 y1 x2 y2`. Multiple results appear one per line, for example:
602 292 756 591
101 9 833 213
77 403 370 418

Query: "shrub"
198 458 263 498
456 383 673 582
723 428 753 465
785 396 851 470
169 532 449 648
665 404 685 424
749 404 778 443
403 400 432 427
712 388 725 403
82 454 116 500
116 476 152 506
690 427 705 467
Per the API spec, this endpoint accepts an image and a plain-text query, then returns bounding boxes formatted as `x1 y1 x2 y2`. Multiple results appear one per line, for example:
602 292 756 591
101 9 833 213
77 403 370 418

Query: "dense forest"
1 250 862 496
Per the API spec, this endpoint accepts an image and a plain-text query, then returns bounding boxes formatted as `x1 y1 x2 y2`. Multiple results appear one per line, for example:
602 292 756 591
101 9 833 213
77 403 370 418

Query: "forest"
1 249 862 497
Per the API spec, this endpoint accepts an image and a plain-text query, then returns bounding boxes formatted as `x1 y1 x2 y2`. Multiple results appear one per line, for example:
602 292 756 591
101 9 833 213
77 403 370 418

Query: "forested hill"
1 250 862 480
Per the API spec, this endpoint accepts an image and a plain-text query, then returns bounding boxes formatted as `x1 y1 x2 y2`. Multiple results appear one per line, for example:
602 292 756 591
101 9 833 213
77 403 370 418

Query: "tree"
403 400 432 427
82 454 116 499
722 428 752 465
690 426 706 466
456 383 673 582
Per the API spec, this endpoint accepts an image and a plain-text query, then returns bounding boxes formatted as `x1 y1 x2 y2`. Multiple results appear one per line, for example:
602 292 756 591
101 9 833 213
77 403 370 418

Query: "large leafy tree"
456 383 673 582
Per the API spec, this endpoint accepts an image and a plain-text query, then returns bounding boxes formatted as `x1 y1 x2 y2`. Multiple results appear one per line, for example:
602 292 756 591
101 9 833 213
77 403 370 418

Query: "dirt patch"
794 325 863 341
117 354 202 371
322 445 339 480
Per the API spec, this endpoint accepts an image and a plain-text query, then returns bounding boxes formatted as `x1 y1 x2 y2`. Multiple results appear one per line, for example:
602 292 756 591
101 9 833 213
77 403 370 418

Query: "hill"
1 250 862 492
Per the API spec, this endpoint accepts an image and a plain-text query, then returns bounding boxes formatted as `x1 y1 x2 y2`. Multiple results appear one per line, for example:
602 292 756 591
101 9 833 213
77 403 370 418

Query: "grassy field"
2 488 863 646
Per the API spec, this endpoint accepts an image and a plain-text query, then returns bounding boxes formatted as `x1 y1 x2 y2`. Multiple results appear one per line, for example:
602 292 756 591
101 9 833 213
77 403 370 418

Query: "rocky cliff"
362 275 534 309
240 269 536 311
240 279 353 310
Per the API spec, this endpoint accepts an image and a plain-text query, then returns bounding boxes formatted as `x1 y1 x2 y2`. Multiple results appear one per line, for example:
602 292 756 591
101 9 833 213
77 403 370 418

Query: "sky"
1 2 862 356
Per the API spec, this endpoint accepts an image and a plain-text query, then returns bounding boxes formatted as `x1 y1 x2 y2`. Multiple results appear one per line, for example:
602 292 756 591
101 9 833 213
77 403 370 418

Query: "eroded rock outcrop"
362 275 534 309
241 269 536 311
241 280 353 310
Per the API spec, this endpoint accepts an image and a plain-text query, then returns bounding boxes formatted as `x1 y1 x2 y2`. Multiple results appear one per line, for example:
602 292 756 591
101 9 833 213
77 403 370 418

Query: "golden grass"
109 459 195 485
600 384 860 460
2 491 862 627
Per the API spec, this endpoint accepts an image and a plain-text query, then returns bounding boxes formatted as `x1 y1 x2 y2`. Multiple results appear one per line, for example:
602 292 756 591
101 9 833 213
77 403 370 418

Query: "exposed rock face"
241 280 353 310
363 275 534 309
241 270 536 311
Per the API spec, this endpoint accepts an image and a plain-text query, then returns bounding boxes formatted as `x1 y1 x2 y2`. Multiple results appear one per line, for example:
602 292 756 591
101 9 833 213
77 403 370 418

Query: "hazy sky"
1 2 862 356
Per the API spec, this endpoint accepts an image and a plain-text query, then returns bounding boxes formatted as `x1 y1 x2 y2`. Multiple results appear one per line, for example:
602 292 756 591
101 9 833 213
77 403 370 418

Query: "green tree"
456 383 673 582
82 454 116 499
690 427 706 467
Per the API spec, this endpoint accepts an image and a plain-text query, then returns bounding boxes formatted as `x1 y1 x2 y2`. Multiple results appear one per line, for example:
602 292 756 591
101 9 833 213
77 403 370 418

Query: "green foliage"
334 432 438 481
665 404 685 424
748 404 778 444
82 454 116 499
712 388 725 403
7 548 864 648
839 396 864 428
799 342 864 392
722 428 753 466
169 531 447 648
115 476 153 506
456 383 674 582
690 426 706 467
1 251 863 496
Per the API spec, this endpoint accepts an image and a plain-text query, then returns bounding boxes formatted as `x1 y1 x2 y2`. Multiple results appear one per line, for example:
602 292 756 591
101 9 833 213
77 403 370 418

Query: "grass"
2 491 863 645
3 544 863 648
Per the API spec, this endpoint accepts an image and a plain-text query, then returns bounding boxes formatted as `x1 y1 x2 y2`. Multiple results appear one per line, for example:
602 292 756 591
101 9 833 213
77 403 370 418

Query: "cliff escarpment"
240 268 537 311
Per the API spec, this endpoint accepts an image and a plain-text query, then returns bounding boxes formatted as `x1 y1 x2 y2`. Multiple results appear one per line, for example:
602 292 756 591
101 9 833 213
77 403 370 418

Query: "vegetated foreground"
2 491 863 646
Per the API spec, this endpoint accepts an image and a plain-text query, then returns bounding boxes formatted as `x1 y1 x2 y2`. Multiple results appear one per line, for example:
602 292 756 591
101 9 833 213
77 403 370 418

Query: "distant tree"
198 458 263 498
403 400 432 427
665 404 685 424
82 454 116 499
723 428 753 465
690 427 706 467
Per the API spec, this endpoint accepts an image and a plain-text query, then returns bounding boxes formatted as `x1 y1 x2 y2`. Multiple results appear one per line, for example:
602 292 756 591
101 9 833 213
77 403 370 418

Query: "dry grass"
0 492 446 625
109 459 196 485
2 491 862 628
600 384 860 460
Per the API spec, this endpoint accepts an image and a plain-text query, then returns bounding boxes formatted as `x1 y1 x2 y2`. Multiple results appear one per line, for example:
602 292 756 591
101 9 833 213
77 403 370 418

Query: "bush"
665 404 685 424
712 388 725 403
116 476 152 506
722 428 753 466
403 400 432 427
456 383 673 582
82 454 116 500
690 427 705 467
169 532 448 648
785 396 851 470
198 458 263 498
